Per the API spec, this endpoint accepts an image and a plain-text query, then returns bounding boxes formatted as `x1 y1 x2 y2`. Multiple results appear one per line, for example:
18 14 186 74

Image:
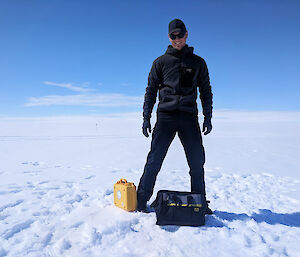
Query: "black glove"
202 117 212 135
142 118 151 137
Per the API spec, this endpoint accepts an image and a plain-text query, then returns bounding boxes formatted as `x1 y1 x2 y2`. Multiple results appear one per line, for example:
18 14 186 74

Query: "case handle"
118 178 128 184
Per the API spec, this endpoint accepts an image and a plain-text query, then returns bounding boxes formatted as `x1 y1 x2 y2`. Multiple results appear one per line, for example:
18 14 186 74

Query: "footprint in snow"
70 221 84 228
38 181 49 185
0 200 24 212
0 214 9 221
104 189 113 196
85 175 95 180
66 194 87 204
0 189 22 195
2 219 35 240
21 161 42 166
42 232 53 247
8 184 21 189
26 182 34 188
23 170 42 175
60 240 72 253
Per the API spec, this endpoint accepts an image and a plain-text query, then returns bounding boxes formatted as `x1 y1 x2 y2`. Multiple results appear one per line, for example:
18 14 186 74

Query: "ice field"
0 111 300 257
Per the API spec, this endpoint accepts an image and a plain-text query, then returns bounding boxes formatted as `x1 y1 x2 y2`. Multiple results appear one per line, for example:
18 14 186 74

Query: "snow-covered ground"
0 111 300 257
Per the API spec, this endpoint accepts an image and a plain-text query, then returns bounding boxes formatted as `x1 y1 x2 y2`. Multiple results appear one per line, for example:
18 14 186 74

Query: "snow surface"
0 111 300 257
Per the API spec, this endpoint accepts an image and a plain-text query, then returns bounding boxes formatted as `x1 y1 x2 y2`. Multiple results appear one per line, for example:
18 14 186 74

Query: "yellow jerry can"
114 178 137 211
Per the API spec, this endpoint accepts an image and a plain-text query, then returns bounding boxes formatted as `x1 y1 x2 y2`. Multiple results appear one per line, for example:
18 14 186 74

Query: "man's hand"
202 117 212 135
142 118 151 137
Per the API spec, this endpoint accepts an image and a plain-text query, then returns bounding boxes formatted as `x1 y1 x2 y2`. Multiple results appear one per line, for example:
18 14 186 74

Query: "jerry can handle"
118 178 127 184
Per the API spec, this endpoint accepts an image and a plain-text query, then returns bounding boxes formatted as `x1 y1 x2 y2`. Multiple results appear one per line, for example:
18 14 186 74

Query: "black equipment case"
150 190 206 226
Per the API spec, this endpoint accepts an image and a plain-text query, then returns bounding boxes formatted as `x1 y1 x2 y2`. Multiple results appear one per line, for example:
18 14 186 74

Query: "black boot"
136 195 150 213
205 200 213 215
136 202 150 213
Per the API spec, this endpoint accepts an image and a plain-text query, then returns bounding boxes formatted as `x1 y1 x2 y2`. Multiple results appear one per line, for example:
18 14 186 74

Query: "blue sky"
1 0 300 116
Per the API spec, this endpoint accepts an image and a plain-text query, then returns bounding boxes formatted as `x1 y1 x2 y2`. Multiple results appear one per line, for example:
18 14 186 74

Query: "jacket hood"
165 44 194 58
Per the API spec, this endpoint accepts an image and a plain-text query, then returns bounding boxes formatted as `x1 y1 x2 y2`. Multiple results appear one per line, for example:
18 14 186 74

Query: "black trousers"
137 110 207 205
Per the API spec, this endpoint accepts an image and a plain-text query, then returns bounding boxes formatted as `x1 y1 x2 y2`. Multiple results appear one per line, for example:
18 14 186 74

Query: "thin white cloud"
44 81 93 93
25 94 143 107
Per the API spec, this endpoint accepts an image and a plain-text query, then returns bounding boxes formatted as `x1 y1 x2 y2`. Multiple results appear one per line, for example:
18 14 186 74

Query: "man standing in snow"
137 19 213 214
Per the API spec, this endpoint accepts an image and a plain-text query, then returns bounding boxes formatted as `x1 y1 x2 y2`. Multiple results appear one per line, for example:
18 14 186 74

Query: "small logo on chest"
186 68 193 73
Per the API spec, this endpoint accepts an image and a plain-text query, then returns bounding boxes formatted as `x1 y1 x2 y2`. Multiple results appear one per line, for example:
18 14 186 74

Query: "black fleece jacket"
143 44 213 119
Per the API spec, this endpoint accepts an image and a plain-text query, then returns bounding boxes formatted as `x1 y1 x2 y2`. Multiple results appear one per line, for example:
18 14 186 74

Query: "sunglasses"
169 32 185 40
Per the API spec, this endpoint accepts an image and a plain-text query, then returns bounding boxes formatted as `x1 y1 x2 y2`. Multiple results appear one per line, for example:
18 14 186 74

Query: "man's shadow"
206 209 300 228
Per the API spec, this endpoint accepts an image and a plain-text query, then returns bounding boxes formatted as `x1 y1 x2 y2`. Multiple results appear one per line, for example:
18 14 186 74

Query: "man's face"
168 31 188 50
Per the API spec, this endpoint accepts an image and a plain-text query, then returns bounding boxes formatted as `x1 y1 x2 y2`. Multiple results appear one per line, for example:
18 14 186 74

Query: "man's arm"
143 58 161 120
199 59 213 135
142 58 161 137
